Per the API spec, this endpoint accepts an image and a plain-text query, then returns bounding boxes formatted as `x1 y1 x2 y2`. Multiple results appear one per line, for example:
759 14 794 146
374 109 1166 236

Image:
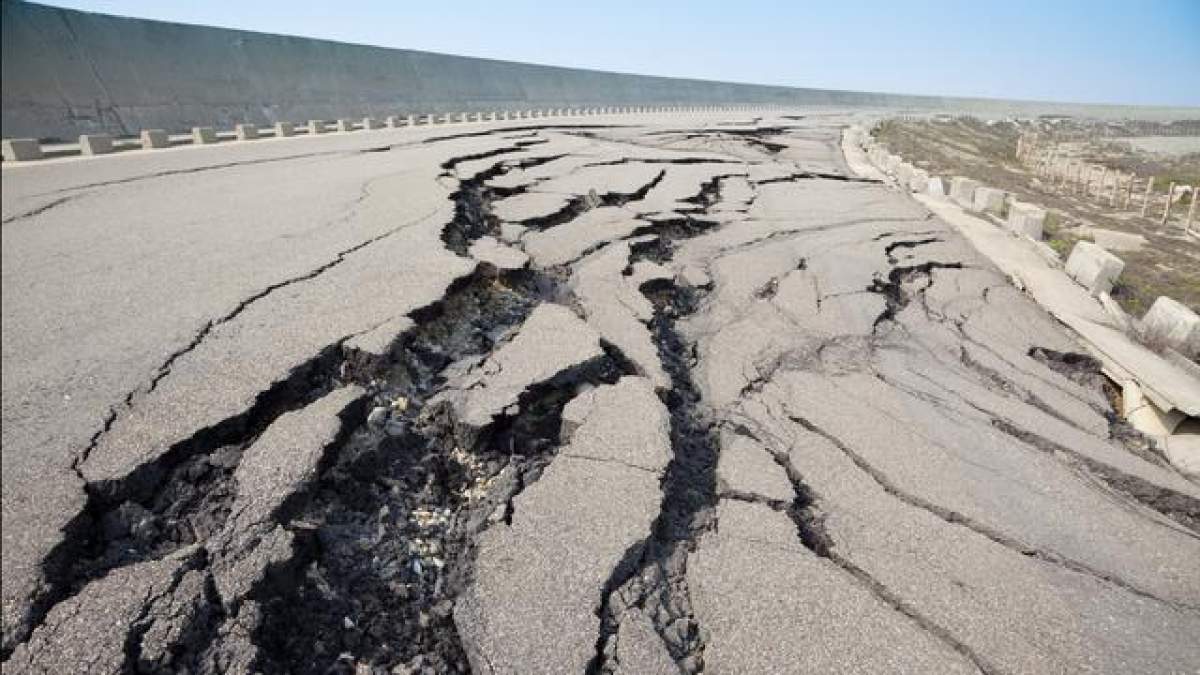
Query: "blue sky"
44 0 1200 106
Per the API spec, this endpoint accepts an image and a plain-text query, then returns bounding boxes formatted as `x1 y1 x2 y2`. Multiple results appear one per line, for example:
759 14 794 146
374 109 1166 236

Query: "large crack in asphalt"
867 260 966 330
249 272 630 674
730 417 1000 674
3 139 632 671
588 276 717 675
585 173 737 674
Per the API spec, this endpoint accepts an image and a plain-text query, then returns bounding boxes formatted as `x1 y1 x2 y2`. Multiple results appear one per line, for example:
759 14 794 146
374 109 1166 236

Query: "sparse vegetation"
874 116 1200 315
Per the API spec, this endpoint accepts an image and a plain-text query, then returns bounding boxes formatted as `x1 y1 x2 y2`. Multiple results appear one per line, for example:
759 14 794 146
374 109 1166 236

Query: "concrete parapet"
972 186 1007 215
193 126 218 144
1065 241 1124 296
2 138 43 161
235 123 258 140
949 176 980 208
274 122 294 137
1006 202 1046 239
1139 297 1200 358
80 134 114 155
140 129 169 149
336 118 355 132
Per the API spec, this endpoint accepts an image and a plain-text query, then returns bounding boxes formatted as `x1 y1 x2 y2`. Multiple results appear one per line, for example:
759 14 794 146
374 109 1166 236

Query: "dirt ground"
874 116 1200 315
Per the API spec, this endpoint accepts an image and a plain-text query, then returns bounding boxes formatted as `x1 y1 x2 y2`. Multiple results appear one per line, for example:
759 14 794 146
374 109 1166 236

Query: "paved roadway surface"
3 111 1199 674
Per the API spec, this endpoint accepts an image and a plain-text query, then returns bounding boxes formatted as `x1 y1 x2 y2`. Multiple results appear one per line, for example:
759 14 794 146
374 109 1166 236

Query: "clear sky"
42 0 1200 107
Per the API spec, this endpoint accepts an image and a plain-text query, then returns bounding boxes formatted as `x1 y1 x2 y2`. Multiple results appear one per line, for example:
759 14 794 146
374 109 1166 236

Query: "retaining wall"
3 1 1195 141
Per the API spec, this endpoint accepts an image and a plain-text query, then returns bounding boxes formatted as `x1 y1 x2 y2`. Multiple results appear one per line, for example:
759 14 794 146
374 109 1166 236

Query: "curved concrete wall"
3 1 1195 141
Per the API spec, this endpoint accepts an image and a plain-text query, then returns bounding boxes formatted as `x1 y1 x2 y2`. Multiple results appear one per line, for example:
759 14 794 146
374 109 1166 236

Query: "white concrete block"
336 119 355 132
274 122 294 137
1006 202 1046 239
235 124 258 141
908 169 929 193
80 134 114 155
926 176 946 198
1064 241 1125 296
139 129 169 149
972 186 1008 215
948 177 980 208
307 120 327 134
362 117 381 130
421 114 436 125
1139 296 1200 358
2 138 43 161
193 126 218 144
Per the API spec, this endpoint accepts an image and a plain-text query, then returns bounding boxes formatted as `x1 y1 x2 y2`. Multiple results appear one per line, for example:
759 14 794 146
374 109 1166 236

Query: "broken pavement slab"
208 385 366 607
468 235 529 271
431 302 606 445
570 241 671 389
454 377 671 673
689 500 979 674
5 546 207 673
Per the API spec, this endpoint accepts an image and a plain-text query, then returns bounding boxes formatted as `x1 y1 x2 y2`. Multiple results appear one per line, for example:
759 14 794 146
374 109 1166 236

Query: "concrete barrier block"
336 119 355 132
926 176 946 198
235 123 258 140
421 114 436 125
458 113 470 123
1065 241 1124 296
949 176 980 208
405 115 416 126
2 138 43 161
1006 202 1046 239
1139 296 1200 357
307 120 327 135
972 186 1007 215
138 129 169 149
274 122 294 137
486 112 497 121
362 117 381 130
80 134 114 155
908 169 929 193
193 126 218 144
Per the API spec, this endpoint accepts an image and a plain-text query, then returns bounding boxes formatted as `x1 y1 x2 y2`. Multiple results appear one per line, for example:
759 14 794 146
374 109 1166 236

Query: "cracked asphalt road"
3 112 1199 673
